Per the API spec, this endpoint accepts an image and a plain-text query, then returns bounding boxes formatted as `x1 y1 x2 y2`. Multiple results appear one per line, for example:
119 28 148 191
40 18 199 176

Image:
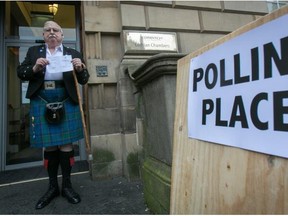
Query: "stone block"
135 92 145 119
126 1 173 6
88 83 117 109
91 160 122 180
122 133 141 180
122 133 143 180
85 33 101 59
201 11 255 32
175 1 222 10
120 107 136 133
141 157 171 214
142 75 176 165
89 109 120 135
136 118 144 147
91 143 122 179
118 77 136 107
97 1 118 7
123 133 141 153
122 133 142 179
91 134 122 160
223 1 268 14
87 59 118 84
119 59 146 80
102 35 122 61
147 7 200 31
126 152 140 179
121 4 146 28
178 32 225 54
84 6 121 32
103 84 118 108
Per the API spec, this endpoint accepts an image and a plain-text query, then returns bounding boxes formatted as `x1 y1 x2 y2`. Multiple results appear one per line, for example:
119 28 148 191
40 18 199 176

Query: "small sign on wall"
188 14 288 158
96 65 108 77
123 31 178 54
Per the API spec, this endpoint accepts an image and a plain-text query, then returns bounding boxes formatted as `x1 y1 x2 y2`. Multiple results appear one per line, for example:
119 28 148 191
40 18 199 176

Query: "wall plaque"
123 31 178 54
96 65 108 77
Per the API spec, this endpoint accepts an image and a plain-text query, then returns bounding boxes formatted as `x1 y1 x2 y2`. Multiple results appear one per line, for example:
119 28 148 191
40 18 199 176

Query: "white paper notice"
187 14 288 158
46 55 73 73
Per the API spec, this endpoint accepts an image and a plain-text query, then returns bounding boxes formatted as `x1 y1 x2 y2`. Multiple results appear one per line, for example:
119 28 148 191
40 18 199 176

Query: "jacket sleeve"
70 48 90 85
75 68 89 85
17 47 44 81
62 48 90 103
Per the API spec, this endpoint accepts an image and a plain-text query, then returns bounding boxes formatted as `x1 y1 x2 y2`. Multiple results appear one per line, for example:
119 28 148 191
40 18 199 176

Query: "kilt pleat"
29 87 83 148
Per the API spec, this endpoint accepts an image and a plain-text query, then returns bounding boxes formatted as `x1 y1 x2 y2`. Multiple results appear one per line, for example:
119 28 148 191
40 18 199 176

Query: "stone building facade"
2 0 285 213
81 2 271 212
82 1 268 179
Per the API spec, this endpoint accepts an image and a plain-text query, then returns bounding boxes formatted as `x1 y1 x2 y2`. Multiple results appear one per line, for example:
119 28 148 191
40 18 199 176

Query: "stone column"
130 53 185 214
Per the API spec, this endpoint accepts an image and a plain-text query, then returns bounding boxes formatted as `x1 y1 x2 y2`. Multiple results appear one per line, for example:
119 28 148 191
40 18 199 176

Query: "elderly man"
17 21 89 209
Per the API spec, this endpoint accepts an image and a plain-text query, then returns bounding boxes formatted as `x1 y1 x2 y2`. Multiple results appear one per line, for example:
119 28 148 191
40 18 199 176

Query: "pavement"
0 161 151 215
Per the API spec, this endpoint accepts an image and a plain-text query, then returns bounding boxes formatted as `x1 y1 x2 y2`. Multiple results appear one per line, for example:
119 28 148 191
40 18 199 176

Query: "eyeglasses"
43 28 61 33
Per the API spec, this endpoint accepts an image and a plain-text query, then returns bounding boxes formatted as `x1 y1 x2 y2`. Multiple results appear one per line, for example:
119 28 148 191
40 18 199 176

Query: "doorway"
6 43 42 168
1 1 84 171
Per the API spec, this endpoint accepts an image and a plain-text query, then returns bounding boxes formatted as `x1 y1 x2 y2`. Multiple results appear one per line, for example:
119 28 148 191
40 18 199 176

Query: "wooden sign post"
170 6 288 214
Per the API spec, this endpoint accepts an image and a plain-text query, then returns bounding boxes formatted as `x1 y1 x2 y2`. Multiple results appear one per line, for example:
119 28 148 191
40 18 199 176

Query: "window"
5 2 76 41
267 0 288 12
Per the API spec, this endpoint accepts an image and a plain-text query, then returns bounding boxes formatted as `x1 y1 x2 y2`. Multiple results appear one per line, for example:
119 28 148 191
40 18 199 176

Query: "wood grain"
170 6 288 214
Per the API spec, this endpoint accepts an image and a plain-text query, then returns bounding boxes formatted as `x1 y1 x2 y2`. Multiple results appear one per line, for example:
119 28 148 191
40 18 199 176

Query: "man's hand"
71 58 86 72
33 58 49 73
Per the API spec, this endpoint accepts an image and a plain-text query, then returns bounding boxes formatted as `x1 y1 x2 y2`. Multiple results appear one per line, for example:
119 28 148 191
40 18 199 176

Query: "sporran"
45 102 65 124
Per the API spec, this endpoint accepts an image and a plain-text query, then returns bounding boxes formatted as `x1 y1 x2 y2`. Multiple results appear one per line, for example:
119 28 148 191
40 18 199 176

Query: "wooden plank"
170 6 288 214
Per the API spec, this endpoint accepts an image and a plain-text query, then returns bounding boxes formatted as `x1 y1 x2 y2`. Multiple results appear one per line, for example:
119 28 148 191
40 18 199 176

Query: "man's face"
43 21 63 47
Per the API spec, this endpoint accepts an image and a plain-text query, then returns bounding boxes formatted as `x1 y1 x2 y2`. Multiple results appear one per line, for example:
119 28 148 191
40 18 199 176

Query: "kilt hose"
29 87 83 148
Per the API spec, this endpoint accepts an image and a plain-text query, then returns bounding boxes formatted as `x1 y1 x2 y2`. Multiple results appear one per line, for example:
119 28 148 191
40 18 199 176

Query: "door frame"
3 40 43 171
3 40 84 171
0 1 5 171
0 1 85 171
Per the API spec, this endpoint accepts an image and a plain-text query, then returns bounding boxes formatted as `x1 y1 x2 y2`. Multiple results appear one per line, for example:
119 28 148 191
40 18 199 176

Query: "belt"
42 81 65 90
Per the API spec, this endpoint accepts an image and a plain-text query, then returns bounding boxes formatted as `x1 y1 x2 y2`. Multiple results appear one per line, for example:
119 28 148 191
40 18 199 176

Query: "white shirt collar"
45 43 63 52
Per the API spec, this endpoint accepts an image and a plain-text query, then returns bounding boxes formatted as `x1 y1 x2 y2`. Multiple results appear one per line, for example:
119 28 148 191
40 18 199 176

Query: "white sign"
46 55 73 73
123 31 178 53
188 14 288 158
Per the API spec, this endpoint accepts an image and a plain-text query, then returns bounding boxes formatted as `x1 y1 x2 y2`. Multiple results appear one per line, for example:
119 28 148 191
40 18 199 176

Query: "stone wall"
131 53 185 213
82 1 268 180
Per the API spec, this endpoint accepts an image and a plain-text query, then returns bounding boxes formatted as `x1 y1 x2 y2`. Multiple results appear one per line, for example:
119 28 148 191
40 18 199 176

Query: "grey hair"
43 21 63 33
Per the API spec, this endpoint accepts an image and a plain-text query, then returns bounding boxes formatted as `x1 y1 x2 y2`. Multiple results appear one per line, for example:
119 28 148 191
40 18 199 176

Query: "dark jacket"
17 45 90 104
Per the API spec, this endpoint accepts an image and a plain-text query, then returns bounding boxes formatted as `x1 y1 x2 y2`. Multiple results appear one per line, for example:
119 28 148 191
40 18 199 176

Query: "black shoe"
62 187 81 204
35 186 60 209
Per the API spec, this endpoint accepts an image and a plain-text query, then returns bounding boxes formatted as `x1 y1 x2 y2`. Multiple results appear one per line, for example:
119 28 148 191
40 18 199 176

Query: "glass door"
3 1 84 171
6 43 43 168
5 42 82 170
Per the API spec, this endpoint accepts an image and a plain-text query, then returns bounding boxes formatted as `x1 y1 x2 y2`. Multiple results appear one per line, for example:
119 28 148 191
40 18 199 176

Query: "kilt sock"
44 150 60 187
35 150 60 209
59 150 81 204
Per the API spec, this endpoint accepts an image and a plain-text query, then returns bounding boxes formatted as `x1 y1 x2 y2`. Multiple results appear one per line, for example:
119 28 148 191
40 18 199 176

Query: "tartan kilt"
29 87 84 148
